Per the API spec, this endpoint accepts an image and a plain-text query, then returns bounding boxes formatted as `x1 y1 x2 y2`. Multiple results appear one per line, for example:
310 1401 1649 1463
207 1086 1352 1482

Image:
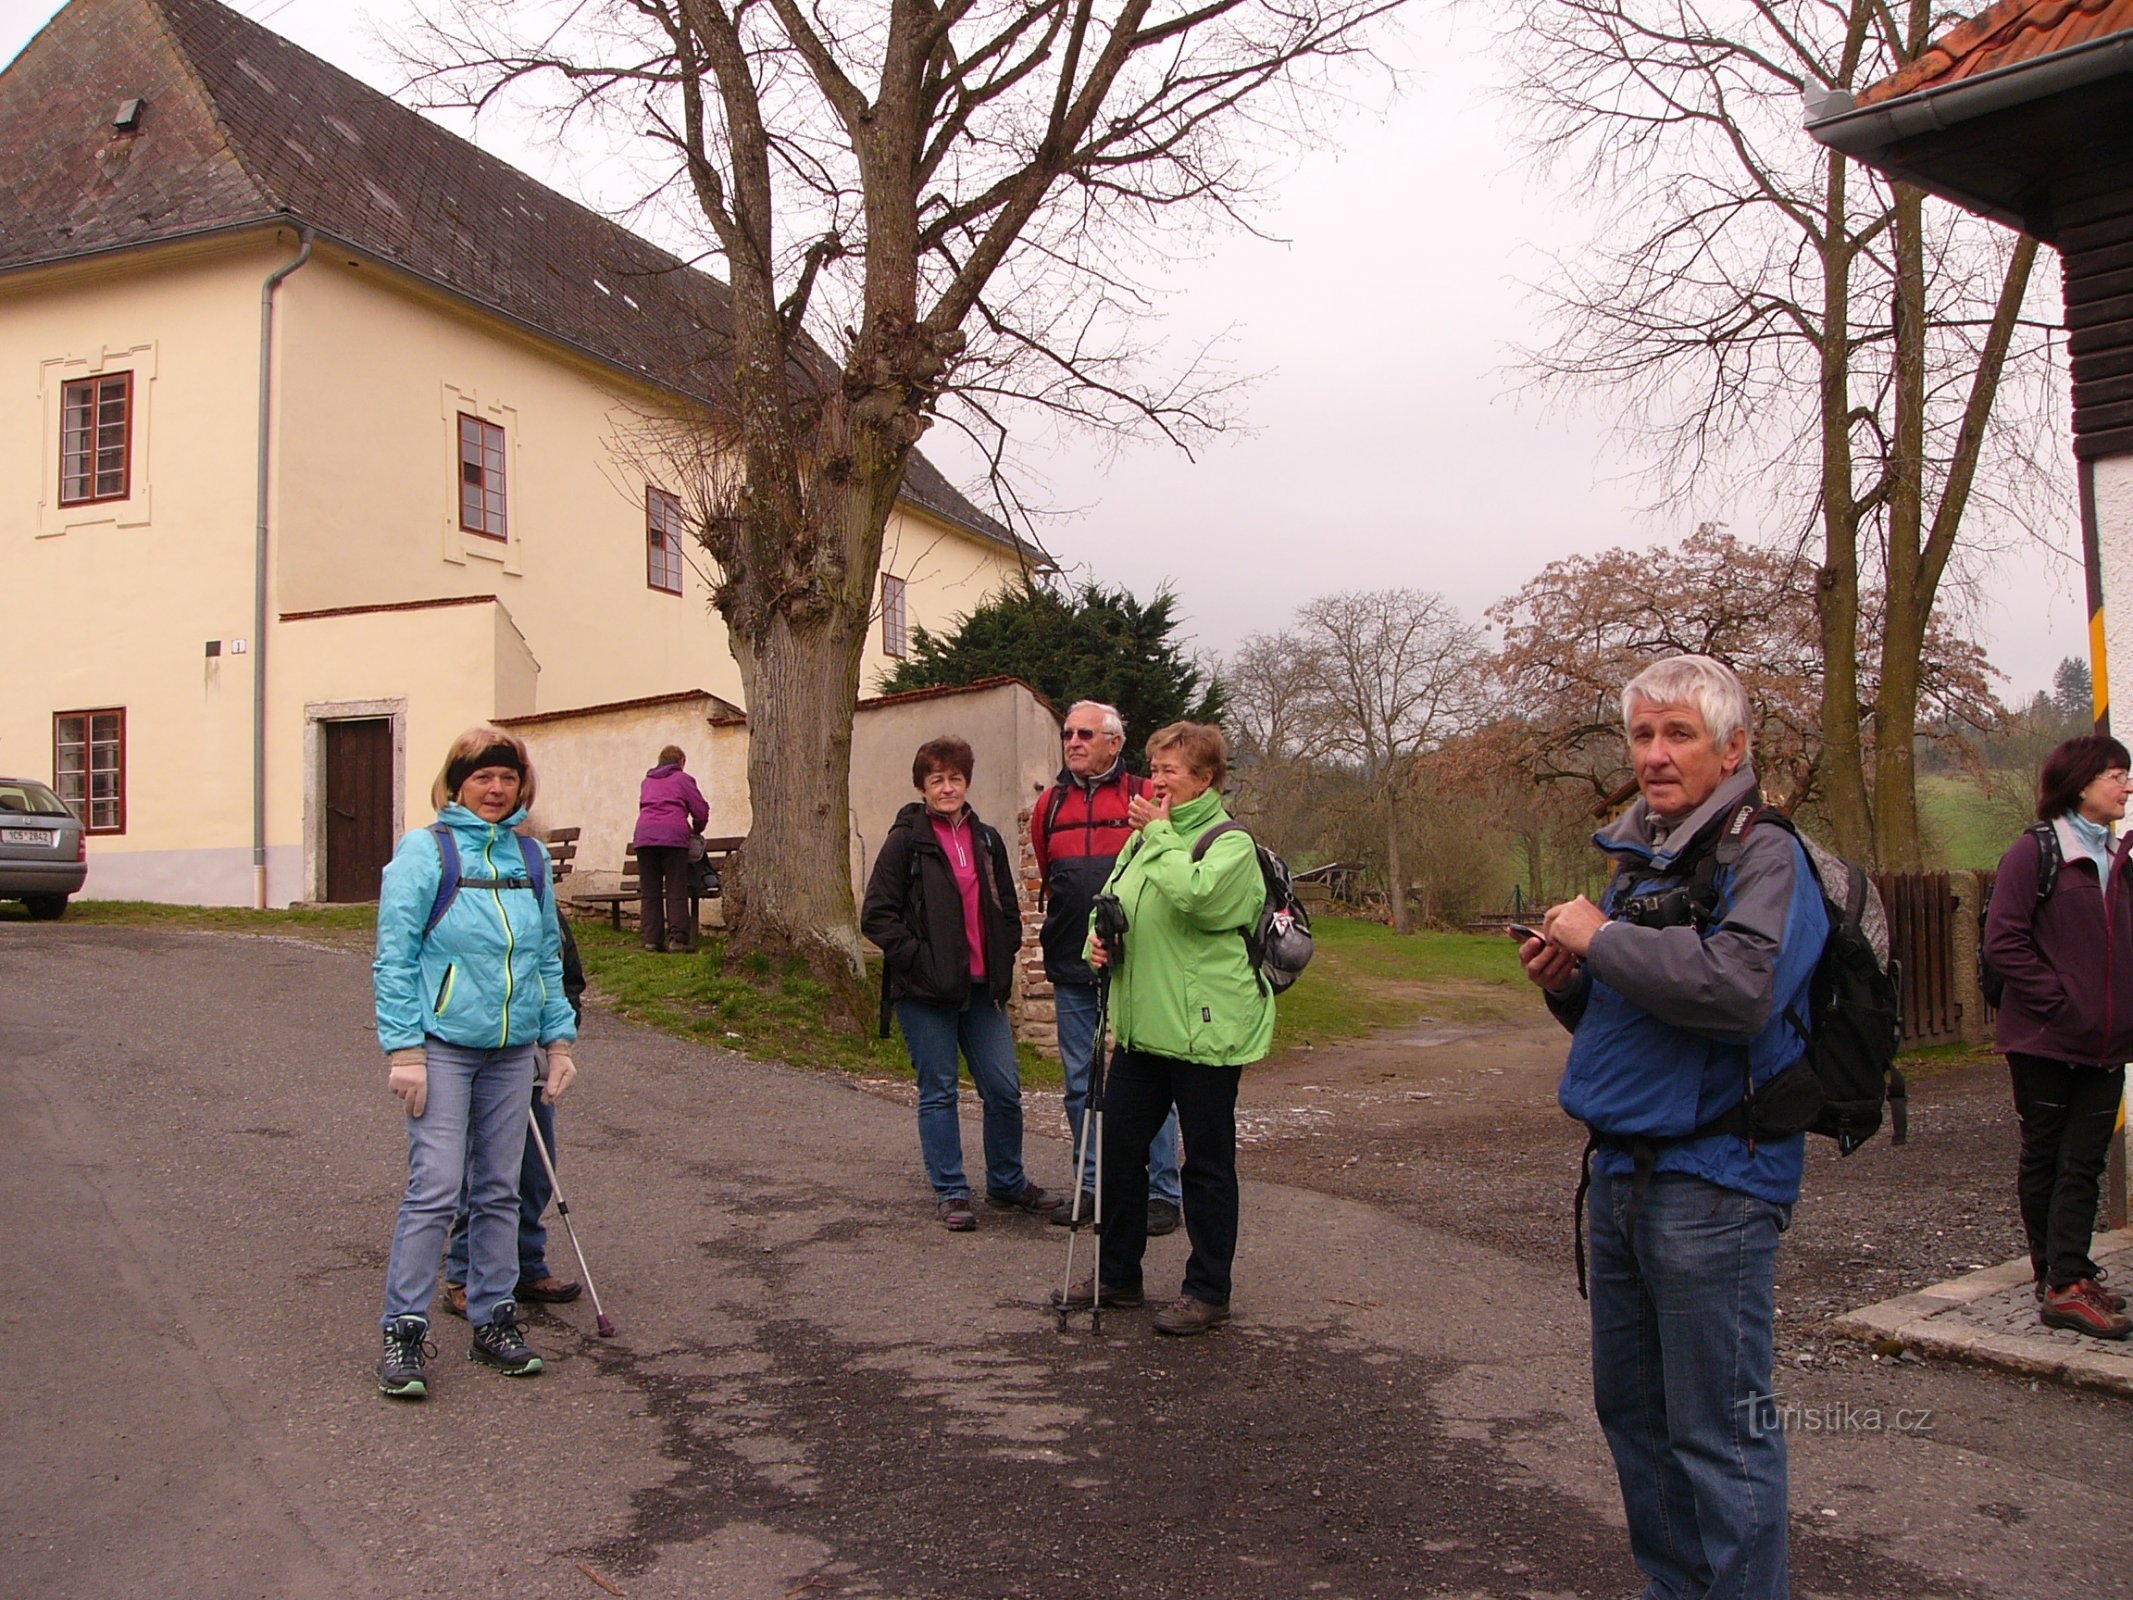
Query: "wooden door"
325 719 394 902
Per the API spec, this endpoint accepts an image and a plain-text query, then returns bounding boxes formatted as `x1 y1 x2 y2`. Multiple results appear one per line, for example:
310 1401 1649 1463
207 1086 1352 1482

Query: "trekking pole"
1056 966 1111 1334
526 1106 615 1338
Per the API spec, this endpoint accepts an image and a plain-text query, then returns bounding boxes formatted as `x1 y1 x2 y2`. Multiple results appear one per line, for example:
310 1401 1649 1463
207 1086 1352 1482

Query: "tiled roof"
1858 0 2133 105
0 0 1021 553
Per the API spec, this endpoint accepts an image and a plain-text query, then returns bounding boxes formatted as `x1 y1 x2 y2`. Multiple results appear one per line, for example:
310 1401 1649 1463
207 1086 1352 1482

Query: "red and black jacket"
1032 763 1147 986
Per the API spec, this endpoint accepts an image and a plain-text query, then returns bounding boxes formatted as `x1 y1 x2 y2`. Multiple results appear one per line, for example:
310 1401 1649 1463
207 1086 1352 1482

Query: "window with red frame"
880 572 909 658
54 709 125 834
59 372 132 505
647 487 685 594
458 413 508 538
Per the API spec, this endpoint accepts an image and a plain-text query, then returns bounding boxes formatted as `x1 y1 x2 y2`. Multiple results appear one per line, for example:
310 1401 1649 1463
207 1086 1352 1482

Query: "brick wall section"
1009 803 1061 1058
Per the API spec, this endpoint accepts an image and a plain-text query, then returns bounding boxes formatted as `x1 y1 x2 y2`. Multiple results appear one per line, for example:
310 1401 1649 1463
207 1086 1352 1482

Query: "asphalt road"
4 922 2128 1599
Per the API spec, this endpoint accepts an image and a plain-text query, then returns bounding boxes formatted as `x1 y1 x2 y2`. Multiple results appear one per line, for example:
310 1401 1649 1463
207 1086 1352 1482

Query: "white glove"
542 1044 577 1104
387 1048 428 1118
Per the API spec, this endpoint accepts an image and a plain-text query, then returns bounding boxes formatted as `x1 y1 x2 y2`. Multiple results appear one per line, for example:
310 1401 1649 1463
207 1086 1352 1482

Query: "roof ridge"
136 0 278 215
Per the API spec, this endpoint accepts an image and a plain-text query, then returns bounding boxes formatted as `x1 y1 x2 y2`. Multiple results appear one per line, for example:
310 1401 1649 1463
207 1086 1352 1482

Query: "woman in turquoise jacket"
1060 721 1274 1336
372 726 578 1400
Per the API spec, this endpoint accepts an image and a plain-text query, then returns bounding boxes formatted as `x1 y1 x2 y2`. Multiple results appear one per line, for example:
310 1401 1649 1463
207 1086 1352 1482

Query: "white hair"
1066 700 1125 738
1621 655 1753 752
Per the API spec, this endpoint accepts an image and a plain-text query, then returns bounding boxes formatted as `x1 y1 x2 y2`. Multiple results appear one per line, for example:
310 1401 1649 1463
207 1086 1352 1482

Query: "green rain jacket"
1089 786 1275 1066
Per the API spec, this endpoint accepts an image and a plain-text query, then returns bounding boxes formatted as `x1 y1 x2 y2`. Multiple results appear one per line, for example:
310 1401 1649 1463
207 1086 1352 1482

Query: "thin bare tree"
1293 588 1486 933
1498 0 2066 868
400 0 1401 1013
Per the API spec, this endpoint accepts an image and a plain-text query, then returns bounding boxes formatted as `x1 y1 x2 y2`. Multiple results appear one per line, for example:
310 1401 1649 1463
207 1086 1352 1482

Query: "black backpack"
1674 804 1908 1155
1977 822 2058 1010
1190 821 1313 994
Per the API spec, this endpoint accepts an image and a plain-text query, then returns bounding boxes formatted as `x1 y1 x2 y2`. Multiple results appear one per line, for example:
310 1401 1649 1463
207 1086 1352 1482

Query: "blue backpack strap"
424 823 463 937
519 832 548 908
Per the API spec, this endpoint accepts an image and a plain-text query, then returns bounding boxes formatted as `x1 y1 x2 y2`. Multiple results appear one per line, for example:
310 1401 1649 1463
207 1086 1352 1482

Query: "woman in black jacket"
1984 733 2133 1339
862 737 1062 1230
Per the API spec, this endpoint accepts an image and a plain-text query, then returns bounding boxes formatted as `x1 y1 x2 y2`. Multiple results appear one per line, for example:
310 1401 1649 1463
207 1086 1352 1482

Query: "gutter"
254 226 313 909
1806 30 2133 155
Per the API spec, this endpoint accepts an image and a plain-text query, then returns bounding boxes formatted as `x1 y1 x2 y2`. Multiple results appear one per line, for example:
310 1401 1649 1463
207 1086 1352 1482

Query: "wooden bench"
543 826 578 882
569 835 743 931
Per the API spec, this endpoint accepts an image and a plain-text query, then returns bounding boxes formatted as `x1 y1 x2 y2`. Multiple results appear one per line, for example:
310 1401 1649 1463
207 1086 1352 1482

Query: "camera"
1618 884 1700 930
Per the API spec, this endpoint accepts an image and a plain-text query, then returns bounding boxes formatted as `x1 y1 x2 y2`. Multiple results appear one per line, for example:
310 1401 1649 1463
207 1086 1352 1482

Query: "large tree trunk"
1815 147 1875 863
1873 182 1931 871
726 600 871 1017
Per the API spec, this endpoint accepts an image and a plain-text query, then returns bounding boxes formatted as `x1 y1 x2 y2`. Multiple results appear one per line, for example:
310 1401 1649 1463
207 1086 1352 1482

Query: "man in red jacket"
1034 701 1181 1233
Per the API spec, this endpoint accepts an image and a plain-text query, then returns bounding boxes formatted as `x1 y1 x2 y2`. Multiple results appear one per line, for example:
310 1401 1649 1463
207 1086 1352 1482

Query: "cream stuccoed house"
1 0 1057 910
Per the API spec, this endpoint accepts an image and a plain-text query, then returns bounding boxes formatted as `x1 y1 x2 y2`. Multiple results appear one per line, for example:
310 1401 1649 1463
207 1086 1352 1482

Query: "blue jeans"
445 1089 555 1284
896 997 1028 1200
1056 981 1181 1204
381 1038 537 1329
1588 1167 1793 1600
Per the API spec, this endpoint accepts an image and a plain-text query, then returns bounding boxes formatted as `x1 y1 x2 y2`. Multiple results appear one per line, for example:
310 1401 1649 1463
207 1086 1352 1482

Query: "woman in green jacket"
1065 721 1273 1335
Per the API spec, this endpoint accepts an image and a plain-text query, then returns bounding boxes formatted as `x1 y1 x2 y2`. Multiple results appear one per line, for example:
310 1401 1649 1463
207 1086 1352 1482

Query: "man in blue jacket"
1519 655 1827 1600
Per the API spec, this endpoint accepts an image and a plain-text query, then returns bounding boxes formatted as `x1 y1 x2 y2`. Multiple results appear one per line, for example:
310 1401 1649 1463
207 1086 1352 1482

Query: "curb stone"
1830 1227 2133 1396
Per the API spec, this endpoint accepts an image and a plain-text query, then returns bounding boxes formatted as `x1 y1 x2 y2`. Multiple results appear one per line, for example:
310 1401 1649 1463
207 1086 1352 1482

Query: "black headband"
447 743 525 797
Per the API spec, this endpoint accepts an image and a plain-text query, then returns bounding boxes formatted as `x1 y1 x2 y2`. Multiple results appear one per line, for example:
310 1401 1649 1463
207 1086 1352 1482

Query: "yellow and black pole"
2080 461 2127 1229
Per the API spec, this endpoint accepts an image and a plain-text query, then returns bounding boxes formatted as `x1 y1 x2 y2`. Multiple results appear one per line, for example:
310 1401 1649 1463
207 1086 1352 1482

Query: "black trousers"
636 845 693 950
2008 1053 2126 1288
1097 1046 1242 1306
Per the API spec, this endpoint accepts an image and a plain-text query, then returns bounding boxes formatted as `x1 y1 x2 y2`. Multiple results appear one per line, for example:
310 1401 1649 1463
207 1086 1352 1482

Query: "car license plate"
2 828 53 846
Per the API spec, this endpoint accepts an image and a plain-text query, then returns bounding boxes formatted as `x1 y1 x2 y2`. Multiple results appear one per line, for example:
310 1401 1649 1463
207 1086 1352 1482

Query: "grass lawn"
1272 916 1527 1053
29 899 1524 1076
1917 773 2026 873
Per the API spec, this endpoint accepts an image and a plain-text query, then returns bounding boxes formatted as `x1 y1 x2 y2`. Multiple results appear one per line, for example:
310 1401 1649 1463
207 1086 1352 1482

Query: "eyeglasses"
1063 728 1105 743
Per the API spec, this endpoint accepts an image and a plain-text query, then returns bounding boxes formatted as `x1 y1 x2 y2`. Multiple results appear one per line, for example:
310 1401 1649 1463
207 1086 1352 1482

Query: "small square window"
59 372 132 505
458 413 508 539
54 708 125 834
647 488 685 595
881 572 909 659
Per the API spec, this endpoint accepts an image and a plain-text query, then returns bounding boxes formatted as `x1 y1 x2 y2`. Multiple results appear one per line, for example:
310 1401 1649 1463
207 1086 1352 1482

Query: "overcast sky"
2 0 2091 701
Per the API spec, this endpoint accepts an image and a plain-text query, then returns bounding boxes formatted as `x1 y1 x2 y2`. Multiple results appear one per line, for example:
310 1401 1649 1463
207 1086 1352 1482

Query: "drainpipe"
254 226 314 909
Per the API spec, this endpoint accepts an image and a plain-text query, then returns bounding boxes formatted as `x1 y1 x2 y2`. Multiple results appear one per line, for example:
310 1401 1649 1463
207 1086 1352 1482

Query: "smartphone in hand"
1507 922 1543 942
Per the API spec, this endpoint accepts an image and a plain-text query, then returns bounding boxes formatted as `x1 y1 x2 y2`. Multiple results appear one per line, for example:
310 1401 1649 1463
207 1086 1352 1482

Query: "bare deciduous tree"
1293 588 1486 933
1487 522 1999 812
404 0 1398 1013
1499 0 2065 868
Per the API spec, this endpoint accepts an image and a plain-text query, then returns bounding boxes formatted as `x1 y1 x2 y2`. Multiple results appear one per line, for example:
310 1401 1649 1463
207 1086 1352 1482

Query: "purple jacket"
632 763 709 848
1985 819 2133 1064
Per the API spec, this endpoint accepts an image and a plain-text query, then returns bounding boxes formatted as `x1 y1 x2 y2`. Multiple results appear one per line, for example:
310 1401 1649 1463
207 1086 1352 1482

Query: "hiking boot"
468 1302 545 1375
2076 1276 2129 1313
517 1275 582 1303
1146 1199 1183 1237
377 1315 434 1400
1050 1276 1145 1309
2040 1281 2133 1340
441 1281 468 1320
985 1182 1065 1216
1048 1191 1098 1226
937 1196 976 1232
1152 1295 1231 1337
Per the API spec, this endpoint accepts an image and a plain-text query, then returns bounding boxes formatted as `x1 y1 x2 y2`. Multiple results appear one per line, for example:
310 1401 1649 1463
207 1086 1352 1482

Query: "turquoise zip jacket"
1091 786 1275 1066
373 803 577 1054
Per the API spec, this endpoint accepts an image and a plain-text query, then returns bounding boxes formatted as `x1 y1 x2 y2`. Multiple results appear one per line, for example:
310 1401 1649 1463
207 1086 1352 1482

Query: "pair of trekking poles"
1057 895 1127 1333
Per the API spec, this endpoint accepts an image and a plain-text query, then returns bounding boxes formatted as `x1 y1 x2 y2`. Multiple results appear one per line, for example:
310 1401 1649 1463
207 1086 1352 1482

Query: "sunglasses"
1062 727 1108 742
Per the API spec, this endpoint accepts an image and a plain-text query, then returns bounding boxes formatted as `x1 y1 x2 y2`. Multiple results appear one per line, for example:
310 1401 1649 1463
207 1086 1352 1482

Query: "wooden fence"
1874 871 1965 1047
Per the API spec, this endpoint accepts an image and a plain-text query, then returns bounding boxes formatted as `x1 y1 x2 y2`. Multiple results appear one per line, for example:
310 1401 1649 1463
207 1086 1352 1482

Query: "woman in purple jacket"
633 745 709 952
1984 733 2133 1340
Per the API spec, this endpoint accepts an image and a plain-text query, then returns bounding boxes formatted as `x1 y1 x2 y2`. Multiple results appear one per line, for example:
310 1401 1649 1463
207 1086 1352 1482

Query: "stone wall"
1008 802 1060 1057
